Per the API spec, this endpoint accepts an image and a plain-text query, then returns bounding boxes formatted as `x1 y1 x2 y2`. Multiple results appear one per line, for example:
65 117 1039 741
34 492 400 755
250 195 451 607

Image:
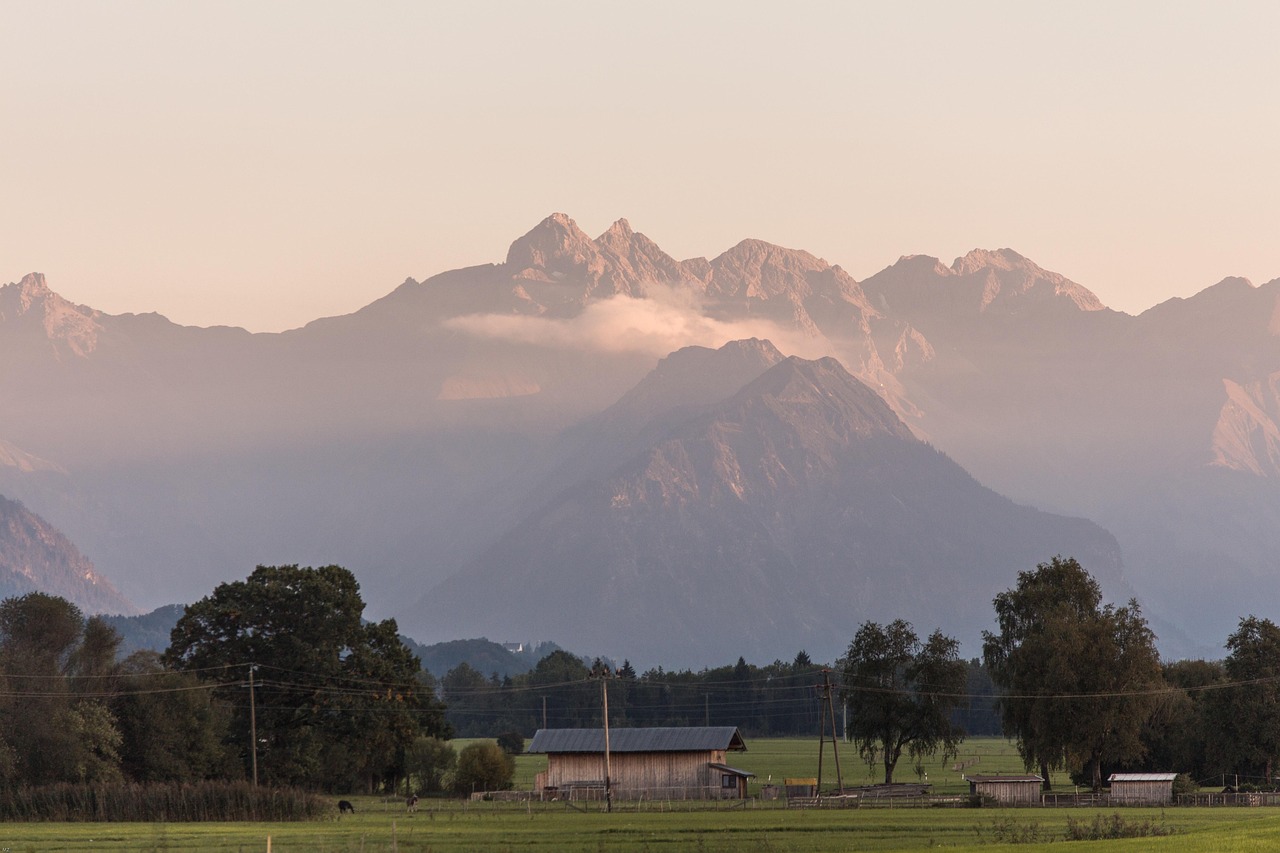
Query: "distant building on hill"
528 726 753 799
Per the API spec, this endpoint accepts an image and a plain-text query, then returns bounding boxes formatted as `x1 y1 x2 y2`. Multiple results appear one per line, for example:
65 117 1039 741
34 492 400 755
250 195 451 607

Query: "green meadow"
4 738 1280 852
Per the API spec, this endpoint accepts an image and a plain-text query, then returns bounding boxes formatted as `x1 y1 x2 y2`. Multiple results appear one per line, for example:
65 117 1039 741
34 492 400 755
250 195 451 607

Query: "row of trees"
441 649 1002 739
842 556 1280 793
11 556 1280 795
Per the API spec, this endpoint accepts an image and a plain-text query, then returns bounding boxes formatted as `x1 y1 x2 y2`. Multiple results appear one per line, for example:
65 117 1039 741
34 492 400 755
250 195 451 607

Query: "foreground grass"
6 800 1280 852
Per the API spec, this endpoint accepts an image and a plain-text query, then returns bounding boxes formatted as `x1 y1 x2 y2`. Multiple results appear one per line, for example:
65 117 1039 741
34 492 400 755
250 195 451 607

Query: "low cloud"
442 287 832 359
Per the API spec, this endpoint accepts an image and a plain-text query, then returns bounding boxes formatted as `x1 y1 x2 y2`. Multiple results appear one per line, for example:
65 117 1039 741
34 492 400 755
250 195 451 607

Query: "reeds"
0 781 332 822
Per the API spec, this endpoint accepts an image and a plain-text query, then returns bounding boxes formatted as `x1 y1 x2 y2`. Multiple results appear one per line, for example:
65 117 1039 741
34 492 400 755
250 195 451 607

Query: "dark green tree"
1207 617 1280 783
1138 658 1222 782
982 556 1163 791
165 565 449 791
0 593 125 786
840 619 967 784
113 651 238 782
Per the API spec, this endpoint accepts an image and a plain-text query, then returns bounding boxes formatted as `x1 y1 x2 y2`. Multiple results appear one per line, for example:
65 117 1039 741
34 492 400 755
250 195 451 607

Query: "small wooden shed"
966 774 1043 805
529 726 751 800
1108 773 1177 805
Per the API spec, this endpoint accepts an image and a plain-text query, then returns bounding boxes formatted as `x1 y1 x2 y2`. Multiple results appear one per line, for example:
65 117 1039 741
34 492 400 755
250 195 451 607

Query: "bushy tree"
406 736 456 794
982 557 1163 791
165 564 449 791
453 741 514 794
840 620 967 784
0 593 125 786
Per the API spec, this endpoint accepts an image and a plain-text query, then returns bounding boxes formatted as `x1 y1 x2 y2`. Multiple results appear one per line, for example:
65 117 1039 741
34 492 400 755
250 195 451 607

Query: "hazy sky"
5 1 1278 331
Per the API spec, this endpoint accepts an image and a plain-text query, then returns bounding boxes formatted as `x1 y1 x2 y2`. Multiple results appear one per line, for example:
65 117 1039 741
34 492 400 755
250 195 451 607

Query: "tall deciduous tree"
1207 617 1280 783
165 565 448 791
982 556 1162 792
840 620 967 784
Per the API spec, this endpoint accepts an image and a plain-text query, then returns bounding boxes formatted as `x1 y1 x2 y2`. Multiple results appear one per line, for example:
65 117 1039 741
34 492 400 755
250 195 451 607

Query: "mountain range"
3 212 1279 662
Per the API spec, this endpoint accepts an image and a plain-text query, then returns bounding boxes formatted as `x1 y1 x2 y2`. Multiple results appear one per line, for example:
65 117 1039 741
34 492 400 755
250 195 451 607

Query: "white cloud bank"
442 287 833 360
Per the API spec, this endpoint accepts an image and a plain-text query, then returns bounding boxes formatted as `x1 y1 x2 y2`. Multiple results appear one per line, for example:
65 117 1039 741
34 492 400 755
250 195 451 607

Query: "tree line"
4 557 1280 796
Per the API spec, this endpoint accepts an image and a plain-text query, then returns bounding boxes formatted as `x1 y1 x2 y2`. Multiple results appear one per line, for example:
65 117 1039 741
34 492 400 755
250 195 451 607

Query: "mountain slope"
0 495 135 614
413 346 1124 665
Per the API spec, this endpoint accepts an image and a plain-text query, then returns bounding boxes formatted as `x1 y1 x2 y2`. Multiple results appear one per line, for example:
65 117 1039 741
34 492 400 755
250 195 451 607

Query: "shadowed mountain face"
2 213 1279 658
0 495 135 615
415 349 1124 665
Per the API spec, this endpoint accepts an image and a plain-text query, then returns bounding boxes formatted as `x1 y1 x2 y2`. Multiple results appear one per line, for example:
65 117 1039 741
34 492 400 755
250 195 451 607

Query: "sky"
4 1 1278 332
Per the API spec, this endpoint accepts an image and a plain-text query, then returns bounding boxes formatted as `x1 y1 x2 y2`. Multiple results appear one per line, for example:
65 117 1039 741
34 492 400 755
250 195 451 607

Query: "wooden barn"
965 774 1043 805
528 726 752 800
1108 773 1177 805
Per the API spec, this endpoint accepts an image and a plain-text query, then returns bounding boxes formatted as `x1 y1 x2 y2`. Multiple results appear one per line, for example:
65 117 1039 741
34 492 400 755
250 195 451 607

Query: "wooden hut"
965 774 1043 805
528 726 752 800
1108 773 1177 805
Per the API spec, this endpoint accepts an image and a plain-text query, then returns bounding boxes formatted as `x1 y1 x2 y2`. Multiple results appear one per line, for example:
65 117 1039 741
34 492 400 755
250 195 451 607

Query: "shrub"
406 736 456 795
453 743 514 795
1064 813 1176 841
977 816 1046 844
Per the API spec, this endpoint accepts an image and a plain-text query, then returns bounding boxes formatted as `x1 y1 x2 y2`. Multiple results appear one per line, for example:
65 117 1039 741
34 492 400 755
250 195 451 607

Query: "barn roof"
966 775 1043 783
1108 773 1177 783
528 726 746 754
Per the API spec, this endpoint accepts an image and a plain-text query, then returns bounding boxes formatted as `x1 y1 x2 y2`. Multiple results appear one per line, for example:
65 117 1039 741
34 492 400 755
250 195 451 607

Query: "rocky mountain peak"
951 248 1035 276
599 218 634 241
504 212 600 273
0 273 104 357
949 248 1106 313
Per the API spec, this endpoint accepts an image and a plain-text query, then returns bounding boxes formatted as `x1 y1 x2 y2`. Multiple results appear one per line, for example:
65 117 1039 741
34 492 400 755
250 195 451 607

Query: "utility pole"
815 669 843 795
591 662 614 813
705 693 710 727
248 663 259 787
542 695 548 731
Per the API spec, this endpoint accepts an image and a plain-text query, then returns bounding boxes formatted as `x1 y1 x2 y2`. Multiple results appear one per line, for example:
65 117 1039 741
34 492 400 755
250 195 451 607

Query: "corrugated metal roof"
966 775 1043 783
1108 773 1177 782
528 727 746 754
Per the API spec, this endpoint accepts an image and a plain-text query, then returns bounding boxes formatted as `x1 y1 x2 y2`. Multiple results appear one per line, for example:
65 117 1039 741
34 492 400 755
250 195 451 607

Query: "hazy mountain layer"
414 348 1124 665
5 213 1280 658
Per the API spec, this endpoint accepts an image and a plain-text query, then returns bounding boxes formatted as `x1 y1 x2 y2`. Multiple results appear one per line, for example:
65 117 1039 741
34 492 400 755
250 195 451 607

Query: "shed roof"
966 775 1043 783
709 762 755 778
1108 773 1177 783
528 727 746 754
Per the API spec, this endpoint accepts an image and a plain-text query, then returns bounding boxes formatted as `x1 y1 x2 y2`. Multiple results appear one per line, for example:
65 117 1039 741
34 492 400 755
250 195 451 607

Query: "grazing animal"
406 794 419 812
338 800 355 814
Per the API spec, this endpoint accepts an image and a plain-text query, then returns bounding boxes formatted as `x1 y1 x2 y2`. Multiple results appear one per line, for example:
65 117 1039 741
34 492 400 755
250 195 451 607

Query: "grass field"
3 738 1279 852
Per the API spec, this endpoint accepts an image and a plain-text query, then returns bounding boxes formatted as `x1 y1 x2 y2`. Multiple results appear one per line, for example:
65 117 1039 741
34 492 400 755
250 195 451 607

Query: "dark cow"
406 794 419 812
338 800 355 814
